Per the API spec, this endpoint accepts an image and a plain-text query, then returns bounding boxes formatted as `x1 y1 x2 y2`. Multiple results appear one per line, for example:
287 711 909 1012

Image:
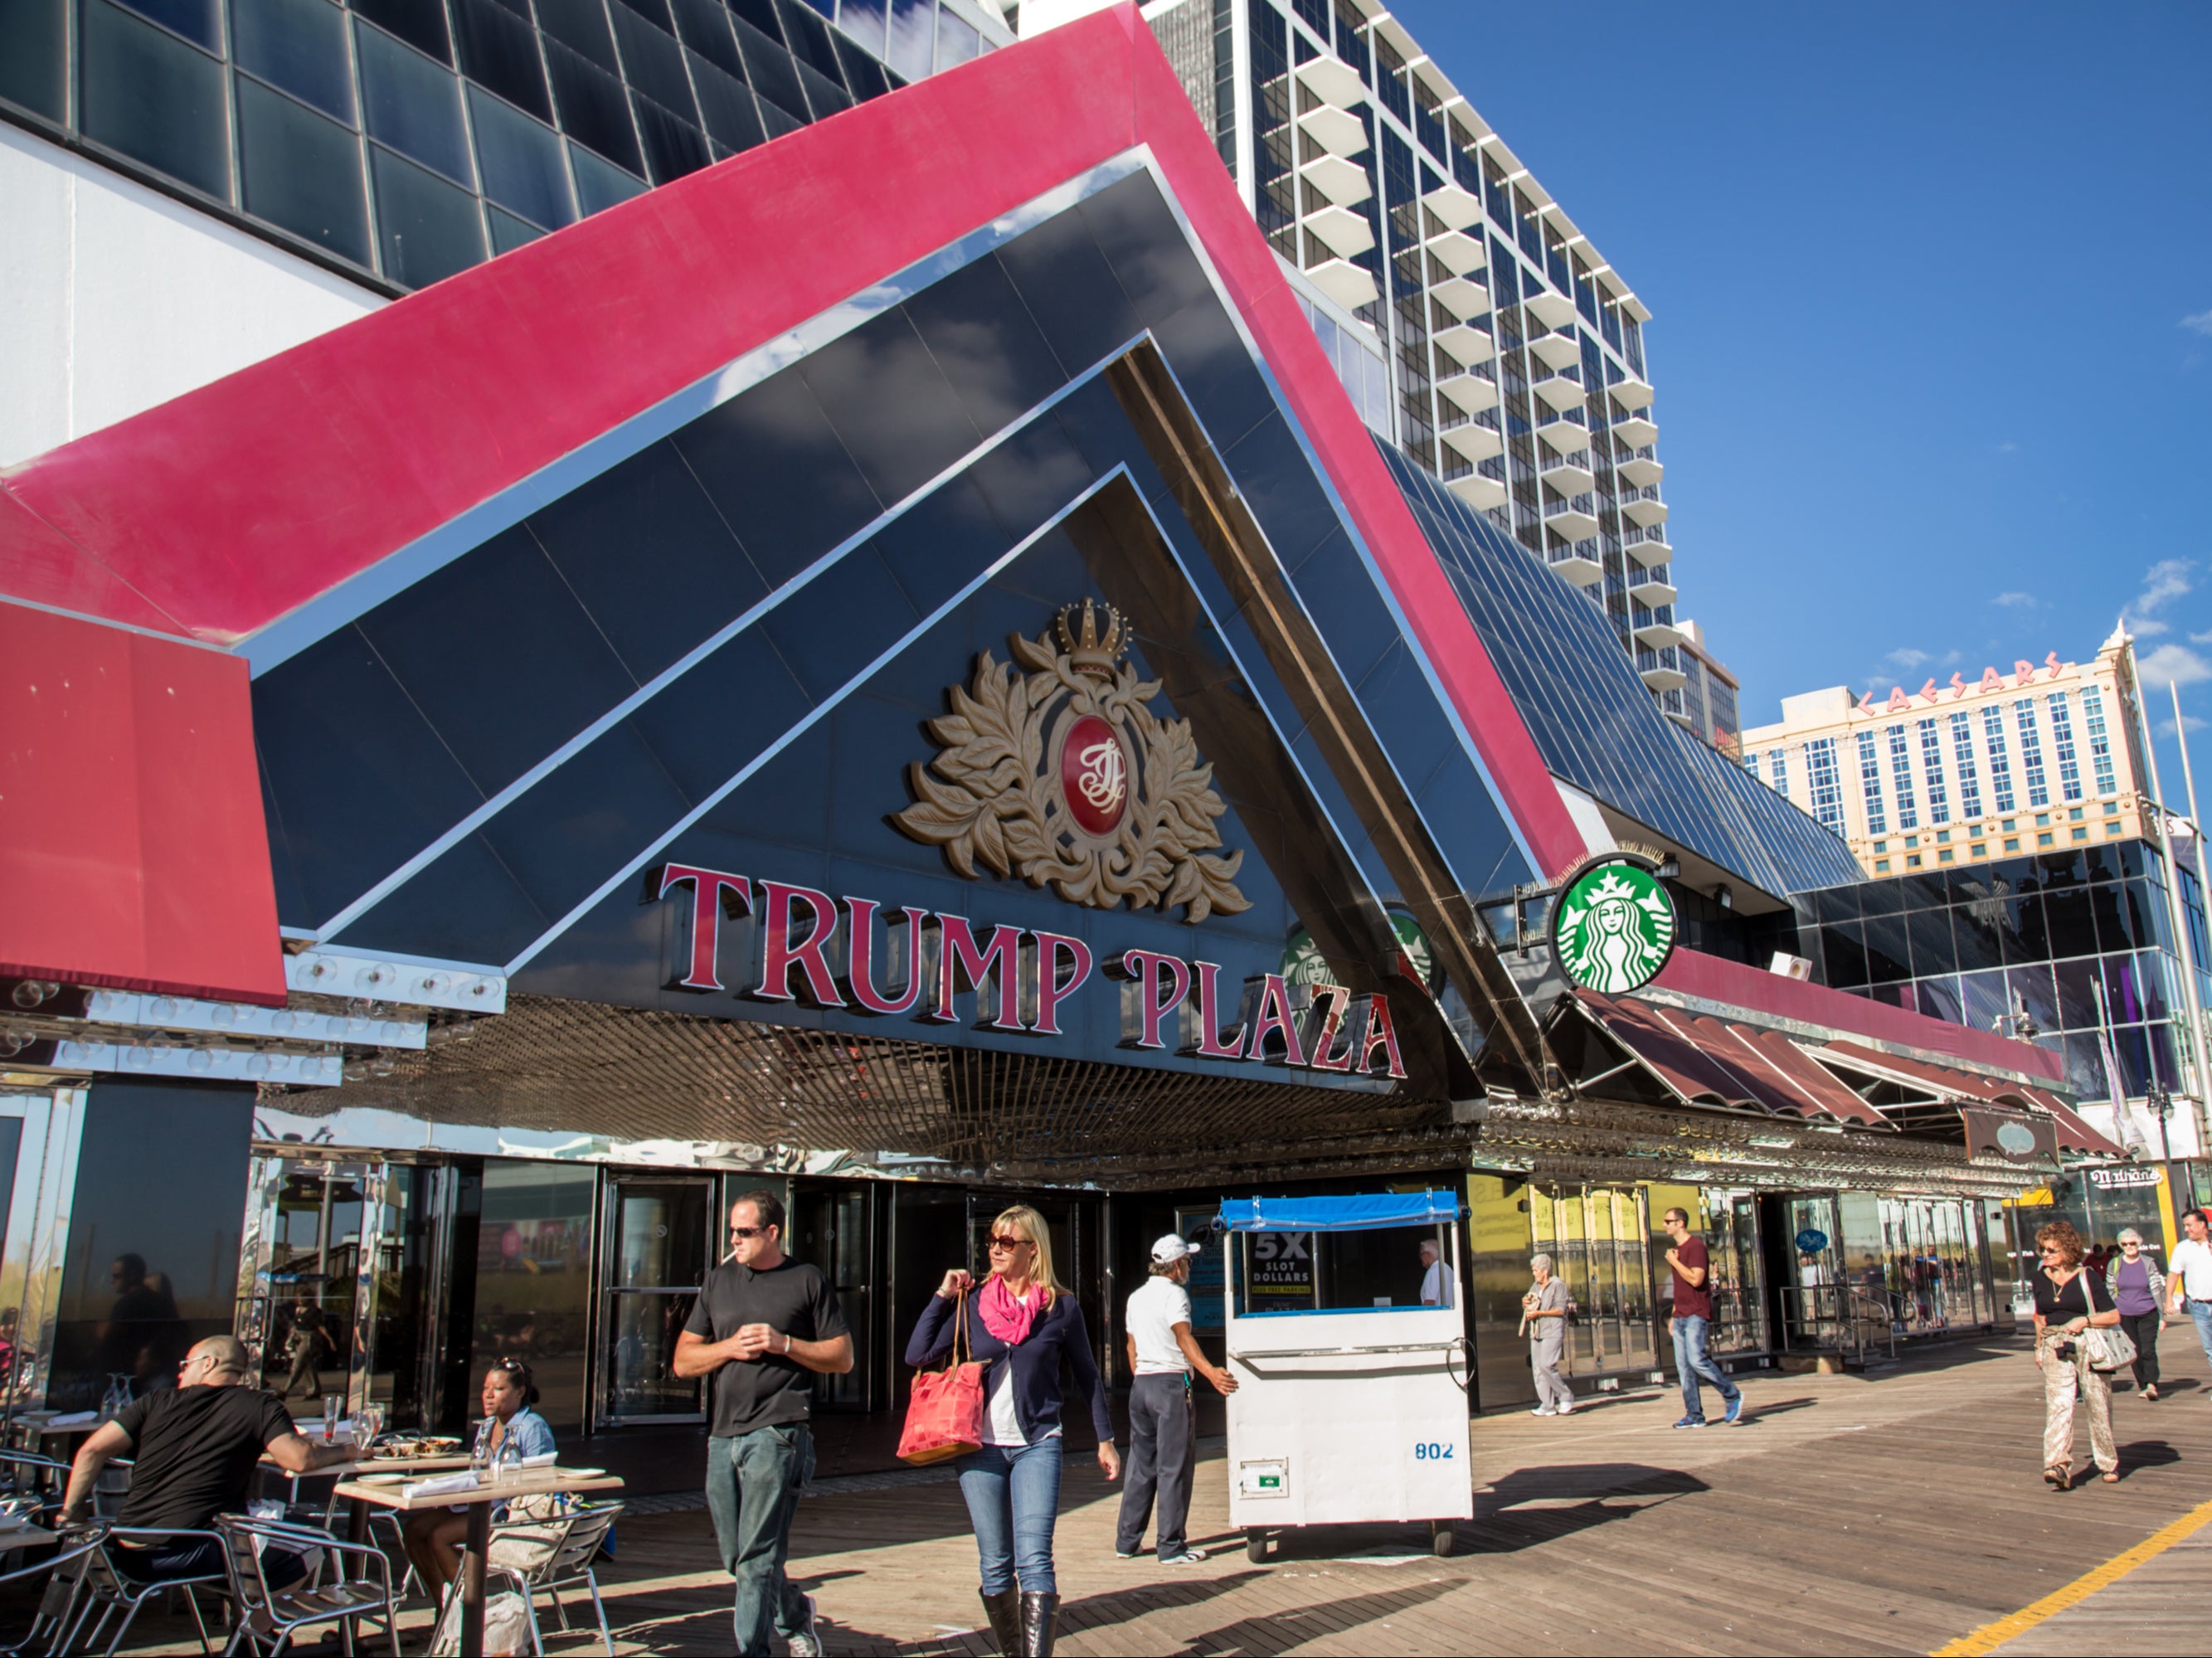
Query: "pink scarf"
979 1275 1043 1345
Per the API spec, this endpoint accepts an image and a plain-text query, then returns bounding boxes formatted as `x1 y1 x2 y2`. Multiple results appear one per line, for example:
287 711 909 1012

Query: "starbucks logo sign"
1552 857 1678 995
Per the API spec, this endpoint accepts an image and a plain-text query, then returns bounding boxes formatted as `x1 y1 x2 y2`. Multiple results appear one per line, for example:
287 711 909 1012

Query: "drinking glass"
323 1395 341 1441
357 1404 383 1452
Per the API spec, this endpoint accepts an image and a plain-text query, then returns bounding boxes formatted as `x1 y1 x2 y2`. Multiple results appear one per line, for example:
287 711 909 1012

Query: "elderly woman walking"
907 1205 1117 1657
1523 1254 1573 1417
2105 1229 2168 1400
2032 1220 2122 1489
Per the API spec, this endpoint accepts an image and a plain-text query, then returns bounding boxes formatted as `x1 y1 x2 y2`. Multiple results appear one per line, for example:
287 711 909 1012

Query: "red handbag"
898 1292 986 1466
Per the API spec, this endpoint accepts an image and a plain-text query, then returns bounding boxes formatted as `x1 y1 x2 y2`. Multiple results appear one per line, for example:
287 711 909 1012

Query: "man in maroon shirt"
1662 1208 1745 1427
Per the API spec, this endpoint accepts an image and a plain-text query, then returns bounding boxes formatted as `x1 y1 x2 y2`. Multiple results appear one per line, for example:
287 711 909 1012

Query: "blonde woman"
2031 1219 2122 1489
906 1206 1118 1658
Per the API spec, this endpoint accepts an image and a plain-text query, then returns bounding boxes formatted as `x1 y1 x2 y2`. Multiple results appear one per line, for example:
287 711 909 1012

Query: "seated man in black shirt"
62 1335 357 1582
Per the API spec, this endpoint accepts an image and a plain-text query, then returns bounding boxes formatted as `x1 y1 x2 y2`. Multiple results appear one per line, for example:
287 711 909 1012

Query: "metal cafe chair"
0 1533 105 1657
482 1501 625 1657
53 1524 230 1657
0 1452 72 1523
213 1515 399 1657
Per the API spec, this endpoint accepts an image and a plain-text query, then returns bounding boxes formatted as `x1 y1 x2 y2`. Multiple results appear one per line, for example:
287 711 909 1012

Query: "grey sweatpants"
1115 1372 1194 1556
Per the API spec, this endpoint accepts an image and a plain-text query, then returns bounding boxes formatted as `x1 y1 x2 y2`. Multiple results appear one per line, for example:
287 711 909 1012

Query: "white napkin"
403 1471 483 1500
521 1452 557 1468
46 1412 97 1428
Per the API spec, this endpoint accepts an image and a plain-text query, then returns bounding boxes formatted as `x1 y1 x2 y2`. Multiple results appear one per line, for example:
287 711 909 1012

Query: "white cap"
1150 1233 1202 1266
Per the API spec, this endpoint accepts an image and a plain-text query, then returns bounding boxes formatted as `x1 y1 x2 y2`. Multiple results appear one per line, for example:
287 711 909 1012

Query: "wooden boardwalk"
115 1330 2212 1656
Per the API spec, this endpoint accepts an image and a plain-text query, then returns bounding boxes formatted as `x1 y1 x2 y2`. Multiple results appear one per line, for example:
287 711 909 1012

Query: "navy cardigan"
905 1286 1115 1446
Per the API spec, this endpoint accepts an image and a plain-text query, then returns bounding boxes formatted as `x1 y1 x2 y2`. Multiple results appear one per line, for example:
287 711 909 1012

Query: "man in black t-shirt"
673 1190 852 1658
63 1335 357 1582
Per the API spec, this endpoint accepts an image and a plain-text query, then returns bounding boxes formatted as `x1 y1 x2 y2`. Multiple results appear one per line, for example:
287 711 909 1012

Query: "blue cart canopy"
1217 1192 1463 1233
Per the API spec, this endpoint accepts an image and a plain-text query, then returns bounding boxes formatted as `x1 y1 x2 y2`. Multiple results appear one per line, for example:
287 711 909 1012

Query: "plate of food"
356 1473 411 1486
421 1437 463 1455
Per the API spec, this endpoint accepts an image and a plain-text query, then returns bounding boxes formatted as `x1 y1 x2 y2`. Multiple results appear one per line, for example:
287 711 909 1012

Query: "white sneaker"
1557 1402 1575 1414
1530 1407 1557 1416
786 1593 822 1658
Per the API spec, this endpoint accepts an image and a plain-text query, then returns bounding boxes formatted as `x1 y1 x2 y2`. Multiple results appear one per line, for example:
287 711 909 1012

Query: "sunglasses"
2038 1247 2064 1257
730 1225 773 1239
988 1234 1032 1251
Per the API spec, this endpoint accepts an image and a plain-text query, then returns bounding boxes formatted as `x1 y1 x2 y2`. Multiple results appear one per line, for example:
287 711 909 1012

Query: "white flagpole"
2137 644 2212 1150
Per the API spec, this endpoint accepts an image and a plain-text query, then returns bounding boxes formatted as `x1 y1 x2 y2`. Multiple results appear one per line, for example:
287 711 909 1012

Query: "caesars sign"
640 600 1405 1082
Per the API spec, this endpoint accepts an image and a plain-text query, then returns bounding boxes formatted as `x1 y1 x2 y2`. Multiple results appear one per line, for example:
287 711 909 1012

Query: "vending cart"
1218 1191 1473 1560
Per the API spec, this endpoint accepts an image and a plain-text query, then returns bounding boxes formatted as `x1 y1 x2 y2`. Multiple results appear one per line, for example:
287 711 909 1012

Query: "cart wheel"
1245 1528 1270 1563
1430 1520 1456 1558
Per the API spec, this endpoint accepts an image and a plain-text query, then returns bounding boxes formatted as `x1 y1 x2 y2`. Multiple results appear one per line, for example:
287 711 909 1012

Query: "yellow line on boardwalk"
1932 1495 2212 1656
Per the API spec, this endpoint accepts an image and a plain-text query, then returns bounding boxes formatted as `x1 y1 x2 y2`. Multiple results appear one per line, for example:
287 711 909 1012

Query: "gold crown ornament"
1053 599 1126 678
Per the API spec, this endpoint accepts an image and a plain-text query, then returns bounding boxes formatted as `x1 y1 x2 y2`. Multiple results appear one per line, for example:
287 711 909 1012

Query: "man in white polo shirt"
1116 1234 1237 1567
2166 1207 2212 1378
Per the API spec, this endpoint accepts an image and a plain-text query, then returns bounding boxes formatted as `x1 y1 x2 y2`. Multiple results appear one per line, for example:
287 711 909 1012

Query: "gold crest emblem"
894 600 1250 922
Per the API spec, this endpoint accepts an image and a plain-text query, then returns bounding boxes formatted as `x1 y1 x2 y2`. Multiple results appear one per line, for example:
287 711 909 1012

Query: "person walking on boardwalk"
2166 1208 2212 1381
907 1205 1119 1658
1116 1233 1237 1567
2032 1219 2122 1488
2105 1228 2168 1400
673 1190 853 1657
1524 1254 1573 1416
1660 1206 1744 1427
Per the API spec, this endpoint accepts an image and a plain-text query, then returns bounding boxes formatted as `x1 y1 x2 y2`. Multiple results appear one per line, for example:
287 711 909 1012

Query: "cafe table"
0 1523 55 1553
332 1466 624 1653
261 1449 475 1541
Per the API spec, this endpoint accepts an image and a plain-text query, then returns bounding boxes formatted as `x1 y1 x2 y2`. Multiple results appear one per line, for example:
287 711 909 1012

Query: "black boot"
1019 1591 1060 1658
980 1588 1021 1656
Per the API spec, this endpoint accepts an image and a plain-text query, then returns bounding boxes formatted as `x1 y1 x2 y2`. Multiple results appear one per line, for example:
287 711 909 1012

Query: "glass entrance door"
599 1178 711 1425
790 1183 872 1411
240 1158 368 1410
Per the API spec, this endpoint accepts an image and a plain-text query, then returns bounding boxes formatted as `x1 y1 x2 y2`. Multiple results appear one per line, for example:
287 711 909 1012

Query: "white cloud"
1942 649 1962 667
2137 644 2212 689
2185 309 2212 338
2133 558 2194 615
1885 647 1932 669
1992 591 2038 609
2158 714 2207 738
1996 440 2018 454
2133 618 2172 638
2190 629 2212 645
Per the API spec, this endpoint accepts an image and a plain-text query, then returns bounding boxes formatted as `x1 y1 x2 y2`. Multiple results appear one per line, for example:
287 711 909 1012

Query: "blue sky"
1391 1 2212 796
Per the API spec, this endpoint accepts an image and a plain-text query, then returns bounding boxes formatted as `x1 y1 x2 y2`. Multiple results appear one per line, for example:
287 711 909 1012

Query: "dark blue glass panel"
370 143 485 286
1906 906 1957 977
469 84 575 226
795 58 848 115
486 205 545 253
2043 887 2096 958
732 15 805 119
1221 412 1337 569
834 0 884 56
931 2 975 66
526 438 766 682
1080 174 1212 330
626 625 812 801
800 309 980 507
726 0 779 38
1822 922 1868 989
961 421 1094 551
757 95 803 137
1355 640 1455 804
667 0 737 73
0 0 69 120
869 475 1018 621
334 829 550 960
534 0 615 68
614 0 670 29
689 51 761 149
1862 912 1910 983
231 0 352 119
672 365 880 589
1281 527 1398 692
357 20 472 182
632 93 708 181
994 206 1144 379
236 76 370 263
900 254 1065 437
1960 966 2010 1031
760 547 919 703
569 137 645 211
774 0 840 75
1154 294 1276 455
112 0 217 49
2051 955 2097 1029
80 0 231 200
610 0 693 110
833 28 887 97
547 36 644 170
353 525 637 798
350 0 447 58
252 626 489 923
883 0 928 80
452 0 550 118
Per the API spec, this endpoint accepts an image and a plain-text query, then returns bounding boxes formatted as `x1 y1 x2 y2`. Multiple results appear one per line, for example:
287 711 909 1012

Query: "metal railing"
1778 1284 1898 1369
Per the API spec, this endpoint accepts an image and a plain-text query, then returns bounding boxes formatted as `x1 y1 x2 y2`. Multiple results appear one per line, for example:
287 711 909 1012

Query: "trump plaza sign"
646 864 1406 1081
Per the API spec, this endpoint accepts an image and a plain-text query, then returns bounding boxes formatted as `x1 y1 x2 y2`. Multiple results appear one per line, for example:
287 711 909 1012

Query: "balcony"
1621 483 1667 528
1426 226 1485 277
1628 565 1676 605
1637 645 1688 693
1524 290 1578 331
1305 257 1378 311
1547 541 1602 586
1541 494 1600 542
1431 319 1492 367
1537 446 1594 494
1440 420 1503 464
1527 329 1580 372
1621 523 1673 566
1435 369 1500 416
1607 373 1656 411
1534 406 1589 450
1303 202 1375 260
1634 612 1685 650
1297 102 1369 158
1448 471 1508 512
1300 152 1373 208
1614 445 1663 488
1293 54 1366 109
1530 366 1586 413
1611 409 1658 448
1429 274 1490 322
1422 180 1483 231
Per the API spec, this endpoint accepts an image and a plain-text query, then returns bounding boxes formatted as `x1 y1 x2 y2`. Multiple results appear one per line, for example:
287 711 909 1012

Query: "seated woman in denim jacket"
401 1357 556 1591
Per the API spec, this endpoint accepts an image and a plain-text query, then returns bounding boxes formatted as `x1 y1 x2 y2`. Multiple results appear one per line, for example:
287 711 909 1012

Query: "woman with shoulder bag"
2031 1220 2122 1489
904 1206 1118 1658
2105 1228 2168 1399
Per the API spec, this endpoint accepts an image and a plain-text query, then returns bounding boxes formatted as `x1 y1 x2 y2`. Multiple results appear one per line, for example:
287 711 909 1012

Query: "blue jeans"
2186 1300 2212 1369
703 1425 815 1656
1670 1315 1740 1421
956 1437 1062 1594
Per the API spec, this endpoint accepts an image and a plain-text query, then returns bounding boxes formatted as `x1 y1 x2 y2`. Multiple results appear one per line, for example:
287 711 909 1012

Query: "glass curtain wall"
1527 1184 1655 1377
1835 1192 1995 1336
469 1160 596 1434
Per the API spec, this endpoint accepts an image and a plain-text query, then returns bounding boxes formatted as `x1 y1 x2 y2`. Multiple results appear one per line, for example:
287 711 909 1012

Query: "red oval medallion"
1059 715 1129 837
